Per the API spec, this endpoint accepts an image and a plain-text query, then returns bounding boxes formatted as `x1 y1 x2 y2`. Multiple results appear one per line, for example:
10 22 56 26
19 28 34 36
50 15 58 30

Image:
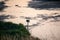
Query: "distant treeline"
33 0 60 1
47 0 60 1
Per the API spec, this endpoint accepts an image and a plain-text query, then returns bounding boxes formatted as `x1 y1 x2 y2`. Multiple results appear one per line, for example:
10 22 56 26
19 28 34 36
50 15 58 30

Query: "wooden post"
26 19 30 31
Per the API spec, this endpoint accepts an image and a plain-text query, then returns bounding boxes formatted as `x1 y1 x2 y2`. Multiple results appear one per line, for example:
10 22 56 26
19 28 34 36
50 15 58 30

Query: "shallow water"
0 0 60 40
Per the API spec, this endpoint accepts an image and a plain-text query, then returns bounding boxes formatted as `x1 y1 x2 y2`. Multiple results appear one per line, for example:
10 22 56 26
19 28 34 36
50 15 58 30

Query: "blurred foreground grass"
0 21 40 40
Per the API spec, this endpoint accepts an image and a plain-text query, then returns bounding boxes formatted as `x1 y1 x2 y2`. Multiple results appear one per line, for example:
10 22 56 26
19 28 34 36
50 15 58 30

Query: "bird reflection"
15 5 21 7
